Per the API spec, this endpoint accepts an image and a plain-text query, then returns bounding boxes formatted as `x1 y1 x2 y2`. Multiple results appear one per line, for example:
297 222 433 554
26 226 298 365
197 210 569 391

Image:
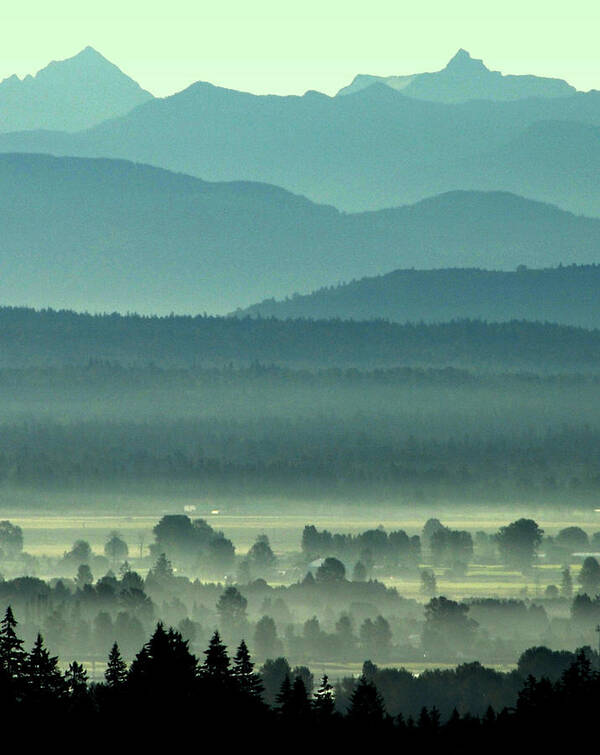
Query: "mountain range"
337 49 577 102
238 265 600 328
1 153 599 315
1 59 599 214
0 47 153 133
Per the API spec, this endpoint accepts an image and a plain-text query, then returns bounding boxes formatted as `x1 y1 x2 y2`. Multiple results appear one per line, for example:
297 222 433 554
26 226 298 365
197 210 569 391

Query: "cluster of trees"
4 413 600 501
1 604 597 745
0 547 414 665
241 265 600 329
4 307 600 368
150 515 235 575
302 518 550 576
5 513 600 668
0 521 23 560
0 526 132 581
302 525 420 574
2 351 600 503
422 519 473 570
1 553 599 668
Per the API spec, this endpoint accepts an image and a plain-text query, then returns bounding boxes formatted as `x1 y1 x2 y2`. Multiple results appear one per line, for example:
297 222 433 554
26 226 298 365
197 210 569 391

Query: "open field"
2 492 599 600
3 489 600 548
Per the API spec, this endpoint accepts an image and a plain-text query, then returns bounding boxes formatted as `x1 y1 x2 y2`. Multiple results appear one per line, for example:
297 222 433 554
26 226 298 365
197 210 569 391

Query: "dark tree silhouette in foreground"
105 642 128 688
347 674 387 724
232 639 263 700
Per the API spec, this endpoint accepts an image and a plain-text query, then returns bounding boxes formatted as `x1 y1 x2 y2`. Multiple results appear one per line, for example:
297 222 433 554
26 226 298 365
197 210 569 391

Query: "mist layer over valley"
2 41 600 740
1 308 600 506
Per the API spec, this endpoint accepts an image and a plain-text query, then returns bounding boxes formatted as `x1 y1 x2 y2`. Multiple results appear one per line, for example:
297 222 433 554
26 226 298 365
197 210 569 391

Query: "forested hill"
238 265 600 328
2 307 600 369
1 154 600 314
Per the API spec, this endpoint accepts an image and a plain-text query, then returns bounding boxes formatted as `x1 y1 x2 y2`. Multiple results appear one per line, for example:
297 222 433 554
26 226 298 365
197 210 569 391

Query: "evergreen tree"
64 661 93 714
0 606 26 680
65 661 88 696
128 623 198 697
105 642 128 688
232 640 263 699
275 674 292 712
202 630 230 681
286 676 311 720
483 705 496 727
347 675 386 724
166 626 198 682
418 707 431 730
24 634 66 699
560 650 593 692
313 674 335 718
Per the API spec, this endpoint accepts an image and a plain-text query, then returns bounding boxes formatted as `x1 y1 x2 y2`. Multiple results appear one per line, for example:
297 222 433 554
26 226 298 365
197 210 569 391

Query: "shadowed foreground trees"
0 604 597 746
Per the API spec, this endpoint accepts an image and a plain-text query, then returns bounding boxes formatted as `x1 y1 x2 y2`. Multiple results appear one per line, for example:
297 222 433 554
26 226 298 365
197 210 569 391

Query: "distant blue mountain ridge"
1 153 599 316
0 49 598 214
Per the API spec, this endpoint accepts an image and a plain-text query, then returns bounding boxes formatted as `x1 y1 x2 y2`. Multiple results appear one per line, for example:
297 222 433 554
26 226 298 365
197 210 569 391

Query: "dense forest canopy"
1 308 600 502
2 307 600 369
0 360 599 502
239 265 600 328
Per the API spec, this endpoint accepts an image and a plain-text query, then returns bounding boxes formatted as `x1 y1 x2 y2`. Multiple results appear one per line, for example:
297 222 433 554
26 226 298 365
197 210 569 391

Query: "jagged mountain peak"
445 49 487 72
337 50 576 102
0 47 153 133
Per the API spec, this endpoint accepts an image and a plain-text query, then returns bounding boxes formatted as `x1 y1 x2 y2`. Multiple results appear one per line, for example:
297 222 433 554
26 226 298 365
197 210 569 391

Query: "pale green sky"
2 0 599 96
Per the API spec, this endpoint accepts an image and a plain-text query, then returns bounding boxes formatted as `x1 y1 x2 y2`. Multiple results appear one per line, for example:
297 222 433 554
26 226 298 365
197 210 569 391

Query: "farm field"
2 493 599 600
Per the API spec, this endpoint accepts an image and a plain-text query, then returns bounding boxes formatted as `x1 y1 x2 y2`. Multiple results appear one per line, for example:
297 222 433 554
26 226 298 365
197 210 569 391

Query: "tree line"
4 417 600 502
0 605 596 746
2 306 600 368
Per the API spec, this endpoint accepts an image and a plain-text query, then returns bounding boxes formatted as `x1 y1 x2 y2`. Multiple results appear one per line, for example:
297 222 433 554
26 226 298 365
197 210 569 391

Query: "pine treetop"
203 630 230 679
105 642 128 687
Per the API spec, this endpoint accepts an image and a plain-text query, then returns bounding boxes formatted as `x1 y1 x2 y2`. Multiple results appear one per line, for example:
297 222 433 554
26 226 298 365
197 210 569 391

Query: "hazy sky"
2 0 599 97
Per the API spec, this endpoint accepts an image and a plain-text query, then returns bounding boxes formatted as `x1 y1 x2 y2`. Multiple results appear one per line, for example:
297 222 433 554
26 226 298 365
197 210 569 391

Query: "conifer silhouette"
275 674 292 712
24 634 66 698
0 606 26 680
232 640 263 699
313 674 335 718
202 630 230 681
347 675 386 723
65 661 88 696
105 642 128 688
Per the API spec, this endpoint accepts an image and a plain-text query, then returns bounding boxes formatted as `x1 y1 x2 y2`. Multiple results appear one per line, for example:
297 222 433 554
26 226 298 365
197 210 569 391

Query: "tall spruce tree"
275 674 292 712
105 642 128 688
347 675 386 724
0 606 26 680
24 634 66 698
128 623 198 692
287 676 311 719
65 661 88 697
202 631 230 682
232 640 263 699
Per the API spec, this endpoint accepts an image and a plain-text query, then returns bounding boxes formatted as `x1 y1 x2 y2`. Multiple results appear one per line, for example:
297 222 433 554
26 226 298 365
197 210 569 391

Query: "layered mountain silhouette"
1 70 598 213
238 265 600 328
337 49 577 102
1 153 599 315
0 47 153 133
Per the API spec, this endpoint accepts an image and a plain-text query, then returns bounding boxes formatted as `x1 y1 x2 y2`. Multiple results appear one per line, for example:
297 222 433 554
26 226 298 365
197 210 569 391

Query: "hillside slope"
238 265 600 328
1 155 599 313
